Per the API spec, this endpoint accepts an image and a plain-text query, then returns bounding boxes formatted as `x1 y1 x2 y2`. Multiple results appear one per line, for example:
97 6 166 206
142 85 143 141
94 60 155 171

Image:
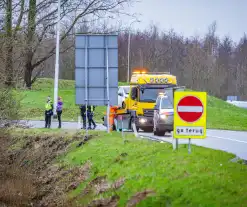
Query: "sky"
123 0 246 43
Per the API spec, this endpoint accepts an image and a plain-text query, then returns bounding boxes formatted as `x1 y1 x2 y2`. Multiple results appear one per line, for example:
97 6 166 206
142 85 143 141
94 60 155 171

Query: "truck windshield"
139 88 172 103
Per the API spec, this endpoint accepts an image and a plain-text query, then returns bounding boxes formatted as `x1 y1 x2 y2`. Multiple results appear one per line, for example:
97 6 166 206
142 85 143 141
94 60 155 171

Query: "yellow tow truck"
103 68 179 132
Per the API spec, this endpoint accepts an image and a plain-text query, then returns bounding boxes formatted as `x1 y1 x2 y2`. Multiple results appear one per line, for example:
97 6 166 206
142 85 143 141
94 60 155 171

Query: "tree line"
1 1 247 100
54 21 247 100
118 22 247 100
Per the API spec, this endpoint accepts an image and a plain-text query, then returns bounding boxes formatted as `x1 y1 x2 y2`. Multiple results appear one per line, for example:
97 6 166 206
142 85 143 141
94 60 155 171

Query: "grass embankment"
19 79 126 122
19 78 247 130
6 129 247 206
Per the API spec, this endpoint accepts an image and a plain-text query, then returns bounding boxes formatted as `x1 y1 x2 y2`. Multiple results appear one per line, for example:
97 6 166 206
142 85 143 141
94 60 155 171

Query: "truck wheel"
143 127 153 133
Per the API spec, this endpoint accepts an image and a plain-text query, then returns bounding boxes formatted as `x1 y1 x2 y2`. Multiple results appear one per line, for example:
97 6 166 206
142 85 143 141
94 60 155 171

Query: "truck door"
130 86 138 109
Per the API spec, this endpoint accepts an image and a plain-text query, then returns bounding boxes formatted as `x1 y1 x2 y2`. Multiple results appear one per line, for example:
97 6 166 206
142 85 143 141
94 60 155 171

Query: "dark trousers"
81 113 86 129
57 111 62 128
87 112 96 128
45 113 51 128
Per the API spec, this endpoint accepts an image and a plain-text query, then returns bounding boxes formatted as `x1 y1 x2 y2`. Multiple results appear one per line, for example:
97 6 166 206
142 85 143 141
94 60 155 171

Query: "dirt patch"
88 195 120 207
0 131 95 207
126 190 156 207
0 130 155 207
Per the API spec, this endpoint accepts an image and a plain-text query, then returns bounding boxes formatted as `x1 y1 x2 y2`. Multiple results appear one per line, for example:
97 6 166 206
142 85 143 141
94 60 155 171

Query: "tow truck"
103 68 181 132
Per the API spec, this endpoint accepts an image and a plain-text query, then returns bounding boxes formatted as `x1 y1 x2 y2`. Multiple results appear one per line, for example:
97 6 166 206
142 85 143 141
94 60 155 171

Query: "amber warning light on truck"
132 67 148 74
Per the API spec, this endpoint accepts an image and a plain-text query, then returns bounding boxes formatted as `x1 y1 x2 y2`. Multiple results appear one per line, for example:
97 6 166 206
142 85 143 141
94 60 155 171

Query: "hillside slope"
19 78 247 130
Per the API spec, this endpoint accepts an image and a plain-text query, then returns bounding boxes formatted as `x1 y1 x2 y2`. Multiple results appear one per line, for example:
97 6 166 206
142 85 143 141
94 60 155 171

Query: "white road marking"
207 135 247 144
177 106 203 112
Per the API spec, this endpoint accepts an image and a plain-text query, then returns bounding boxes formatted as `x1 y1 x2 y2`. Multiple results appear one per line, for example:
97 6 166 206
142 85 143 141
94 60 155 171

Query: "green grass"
59 131 247 206
19 78 247 130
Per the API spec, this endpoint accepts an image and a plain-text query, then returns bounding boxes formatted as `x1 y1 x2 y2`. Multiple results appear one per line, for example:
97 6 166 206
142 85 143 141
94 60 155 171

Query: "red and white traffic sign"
177 96 203 122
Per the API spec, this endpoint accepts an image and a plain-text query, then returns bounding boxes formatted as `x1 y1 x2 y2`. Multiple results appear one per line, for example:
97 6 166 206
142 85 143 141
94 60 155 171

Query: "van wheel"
155 127 165 136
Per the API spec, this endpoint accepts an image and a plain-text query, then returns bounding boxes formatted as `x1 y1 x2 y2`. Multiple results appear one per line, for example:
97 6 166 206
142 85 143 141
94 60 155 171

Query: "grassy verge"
19 78 247 130
57 130 247 206
7 128 247 206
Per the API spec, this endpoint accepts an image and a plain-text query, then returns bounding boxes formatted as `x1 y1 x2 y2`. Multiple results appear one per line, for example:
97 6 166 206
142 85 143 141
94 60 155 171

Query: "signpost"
173 91 207 153
75 34 118 134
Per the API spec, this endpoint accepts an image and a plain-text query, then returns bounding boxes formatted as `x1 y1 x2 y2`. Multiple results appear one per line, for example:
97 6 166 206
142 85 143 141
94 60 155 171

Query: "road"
139 129 247 160
19 120 106 131
21 120 247 160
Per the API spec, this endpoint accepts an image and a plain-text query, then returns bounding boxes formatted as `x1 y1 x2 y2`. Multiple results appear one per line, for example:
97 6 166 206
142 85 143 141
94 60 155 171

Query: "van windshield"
123 87 130 94
161 96 173 109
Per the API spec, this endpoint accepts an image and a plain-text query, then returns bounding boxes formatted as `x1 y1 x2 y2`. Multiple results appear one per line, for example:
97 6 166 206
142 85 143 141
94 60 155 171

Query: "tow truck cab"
123 70 178 132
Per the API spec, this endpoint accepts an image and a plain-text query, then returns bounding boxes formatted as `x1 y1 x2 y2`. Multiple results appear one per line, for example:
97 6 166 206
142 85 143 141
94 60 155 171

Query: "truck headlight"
160 114 167 119
139 118 147 124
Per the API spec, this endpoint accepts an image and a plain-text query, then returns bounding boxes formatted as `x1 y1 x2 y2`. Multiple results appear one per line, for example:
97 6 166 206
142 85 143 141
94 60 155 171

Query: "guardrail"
226 100 247 109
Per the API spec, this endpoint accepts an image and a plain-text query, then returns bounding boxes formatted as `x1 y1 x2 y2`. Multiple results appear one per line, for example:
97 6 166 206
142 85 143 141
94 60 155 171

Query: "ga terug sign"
174 91 207 139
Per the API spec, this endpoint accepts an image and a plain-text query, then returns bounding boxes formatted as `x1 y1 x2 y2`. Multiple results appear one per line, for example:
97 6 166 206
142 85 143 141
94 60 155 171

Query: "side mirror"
131 94 135 100
118 92 123 96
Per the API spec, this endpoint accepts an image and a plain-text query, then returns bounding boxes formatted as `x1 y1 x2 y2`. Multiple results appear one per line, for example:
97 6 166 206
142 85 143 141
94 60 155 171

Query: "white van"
118 86 130 108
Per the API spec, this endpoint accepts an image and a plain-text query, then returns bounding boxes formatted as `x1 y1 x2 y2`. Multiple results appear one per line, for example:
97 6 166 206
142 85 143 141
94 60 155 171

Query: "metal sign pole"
53 0 61 117
106 37 110 133
85 36 88 136
121 118 124 137
173 138 179 150
188 138 191 154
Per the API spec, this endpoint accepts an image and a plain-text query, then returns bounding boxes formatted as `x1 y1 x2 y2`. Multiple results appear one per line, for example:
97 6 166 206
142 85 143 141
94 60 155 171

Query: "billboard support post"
84 35 88 136
106 38 110 133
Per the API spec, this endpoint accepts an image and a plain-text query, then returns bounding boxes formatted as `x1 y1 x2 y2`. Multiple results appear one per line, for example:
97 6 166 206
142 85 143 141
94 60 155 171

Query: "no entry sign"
174 91 207 139
177 96 203 123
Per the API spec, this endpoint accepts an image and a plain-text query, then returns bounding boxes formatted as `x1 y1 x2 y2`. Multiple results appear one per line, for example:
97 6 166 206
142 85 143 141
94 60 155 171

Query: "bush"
0 89 21 126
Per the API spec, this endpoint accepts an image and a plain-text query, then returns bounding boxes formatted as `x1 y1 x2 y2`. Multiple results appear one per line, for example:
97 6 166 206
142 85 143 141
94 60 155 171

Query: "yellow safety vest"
45 102 52 110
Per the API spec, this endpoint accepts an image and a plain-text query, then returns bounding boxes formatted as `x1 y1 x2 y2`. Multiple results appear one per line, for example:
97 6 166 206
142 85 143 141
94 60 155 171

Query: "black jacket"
80 105 96 115
80 105 86 115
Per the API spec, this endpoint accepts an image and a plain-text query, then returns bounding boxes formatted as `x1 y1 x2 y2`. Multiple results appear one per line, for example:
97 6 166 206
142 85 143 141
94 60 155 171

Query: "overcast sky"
124 0 246 42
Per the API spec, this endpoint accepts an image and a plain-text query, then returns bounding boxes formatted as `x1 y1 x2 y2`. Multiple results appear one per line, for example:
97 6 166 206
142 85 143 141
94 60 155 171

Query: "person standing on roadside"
56 96 63 128
80 104 87 129
87 105 97 130
45 96 53 128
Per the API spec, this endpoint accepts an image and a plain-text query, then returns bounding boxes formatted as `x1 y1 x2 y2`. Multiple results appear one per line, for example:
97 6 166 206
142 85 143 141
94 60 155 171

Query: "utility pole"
127 20 140 83
53 0 61 118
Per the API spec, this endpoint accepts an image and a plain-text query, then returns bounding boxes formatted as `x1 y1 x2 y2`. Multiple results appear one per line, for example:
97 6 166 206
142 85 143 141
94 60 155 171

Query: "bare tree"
20 0 136 88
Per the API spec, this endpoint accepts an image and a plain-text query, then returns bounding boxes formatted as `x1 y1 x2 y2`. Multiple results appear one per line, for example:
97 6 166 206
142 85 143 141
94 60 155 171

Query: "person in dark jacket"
45 96 53 128
80 104 87 129
87 105 96 130
56 96 63 128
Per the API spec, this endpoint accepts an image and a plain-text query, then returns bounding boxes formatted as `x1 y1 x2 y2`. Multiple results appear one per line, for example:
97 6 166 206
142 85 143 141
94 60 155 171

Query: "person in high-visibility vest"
45 96 53 128
87 105 96 130
109 106 118 131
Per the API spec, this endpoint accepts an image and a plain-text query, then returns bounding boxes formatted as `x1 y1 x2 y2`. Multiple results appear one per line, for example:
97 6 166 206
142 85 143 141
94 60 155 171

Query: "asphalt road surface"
20 120 106 131
21 120 247 160
139 129 247 160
